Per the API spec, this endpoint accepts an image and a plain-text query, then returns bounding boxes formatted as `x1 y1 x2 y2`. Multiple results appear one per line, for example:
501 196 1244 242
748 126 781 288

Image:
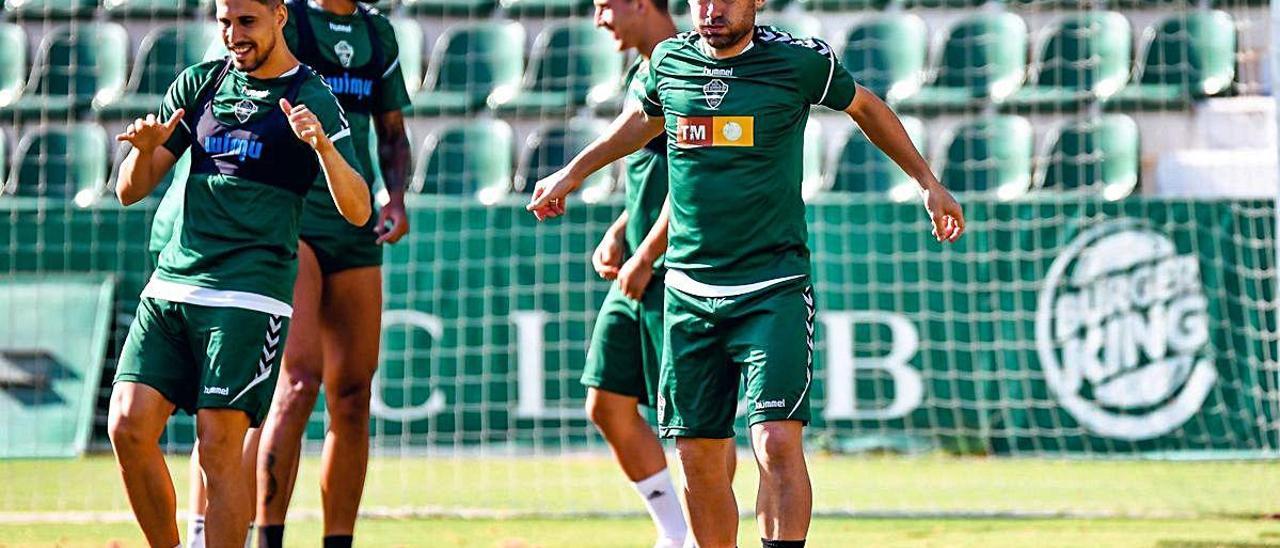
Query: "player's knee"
278 370 322 410
328 379 372 424
753 423 803 472
675 438 727 477
584 395 617 428
107 411 150 452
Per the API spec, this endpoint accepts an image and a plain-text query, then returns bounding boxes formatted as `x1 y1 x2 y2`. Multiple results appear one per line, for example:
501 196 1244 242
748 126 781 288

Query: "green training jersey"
638 27 857 291
622 58 669 271
146 60 357 316
284 1 411 186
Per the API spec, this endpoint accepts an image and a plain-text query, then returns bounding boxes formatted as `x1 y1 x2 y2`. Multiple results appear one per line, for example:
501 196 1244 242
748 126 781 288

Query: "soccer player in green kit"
584 0 689 545
528 0 965 546
107 0 370 544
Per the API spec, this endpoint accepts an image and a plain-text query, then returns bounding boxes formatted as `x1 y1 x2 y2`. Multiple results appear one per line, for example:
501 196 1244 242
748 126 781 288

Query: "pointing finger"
164 108 185 130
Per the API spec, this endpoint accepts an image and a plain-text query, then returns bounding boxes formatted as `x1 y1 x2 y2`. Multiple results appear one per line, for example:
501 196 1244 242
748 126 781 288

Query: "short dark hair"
648 0 668 12
248 0 283 8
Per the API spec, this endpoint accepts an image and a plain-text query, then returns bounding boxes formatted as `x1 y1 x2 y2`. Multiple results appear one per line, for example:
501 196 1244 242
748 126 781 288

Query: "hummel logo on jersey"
335 40 355 68
203 386 229 396
232 99 258 123
702 79 728 109
242 87 269 99
323 72 375 100
204 134 264 161
702 67 733 77
329 22 352 33
676 116 754 148
646 490 665 500
756 399 786 409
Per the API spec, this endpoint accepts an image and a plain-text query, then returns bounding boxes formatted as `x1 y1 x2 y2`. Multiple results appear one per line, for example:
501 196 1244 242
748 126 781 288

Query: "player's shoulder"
754 26 835 60
297 66 342 104
651 31 699 65
360 5 401 56
170 59 225 95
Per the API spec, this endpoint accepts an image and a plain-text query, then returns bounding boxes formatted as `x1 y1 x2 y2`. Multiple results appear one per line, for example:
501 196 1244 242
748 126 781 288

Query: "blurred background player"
183 0 412 545
107 0 370 542
526 0 965 545
582 0 687 546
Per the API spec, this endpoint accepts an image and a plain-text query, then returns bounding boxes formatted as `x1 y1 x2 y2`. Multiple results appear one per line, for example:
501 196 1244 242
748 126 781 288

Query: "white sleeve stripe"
817 50 835 106
330 127 351 142
381 58 400 79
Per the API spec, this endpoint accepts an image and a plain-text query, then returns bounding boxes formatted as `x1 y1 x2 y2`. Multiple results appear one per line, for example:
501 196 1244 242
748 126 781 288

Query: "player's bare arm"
114 110 185 206
527 104 664 220
616 197 668 300
844 84 965 243
374 109 412 244
281 97 371 226
594 211 629 281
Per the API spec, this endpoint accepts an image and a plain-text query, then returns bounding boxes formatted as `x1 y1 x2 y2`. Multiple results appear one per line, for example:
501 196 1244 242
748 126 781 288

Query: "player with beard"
107 0 370 543
181 0 412 544
526 0 965 545
584 0 688 545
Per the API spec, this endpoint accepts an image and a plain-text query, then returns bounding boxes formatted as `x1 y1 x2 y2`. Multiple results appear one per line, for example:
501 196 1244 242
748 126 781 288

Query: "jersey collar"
697 31 756 60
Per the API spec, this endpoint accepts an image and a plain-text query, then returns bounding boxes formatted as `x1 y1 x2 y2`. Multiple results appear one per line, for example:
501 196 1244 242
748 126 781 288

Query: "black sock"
762 540 805 548
258 524 284 548
324 535 354 548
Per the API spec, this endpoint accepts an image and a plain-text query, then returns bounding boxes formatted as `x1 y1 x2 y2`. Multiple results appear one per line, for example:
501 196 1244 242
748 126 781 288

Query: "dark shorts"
300 187 382 275
658 278 815 439
114 298 290 427
582 279 664 407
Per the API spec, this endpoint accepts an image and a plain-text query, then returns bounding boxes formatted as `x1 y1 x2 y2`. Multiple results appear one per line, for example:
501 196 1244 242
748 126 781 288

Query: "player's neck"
247 47 301 80
313 0 357 16
637 17 678 60
701 27 755 60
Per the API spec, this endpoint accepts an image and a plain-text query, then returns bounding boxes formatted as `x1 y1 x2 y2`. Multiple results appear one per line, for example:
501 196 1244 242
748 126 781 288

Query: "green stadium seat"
402 0 496 16
897 13 1027 114
500 0 590 17
0 23 26 109
1033 114 1139 200
410 22 524 116
93 23 217 119
3 123 108 203
758 13 821 39
839 14 927 103
938 115 1033 199
902 0 988 7
1003 12 1130 112
488 21 621 116
796 0 886 13
1105 11 1236 111
412 120 514 202
102 0 201 17
514 119 612 203
828 116 925 199
3 0 95 18
0 23 129 121
390 18 423 96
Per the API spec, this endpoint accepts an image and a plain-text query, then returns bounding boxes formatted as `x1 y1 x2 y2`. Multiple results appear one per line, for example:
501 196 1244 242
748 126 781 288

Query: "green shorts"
582 277 664 407
301 187 382 275
658 278 815 439
114 297 290 427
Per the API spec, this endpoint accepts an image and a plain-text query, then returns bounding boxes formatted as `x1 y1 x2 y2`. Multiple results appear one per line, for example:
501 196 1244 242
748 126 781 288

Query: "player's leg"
108 382 181 547
316 264 383 538
254 241 325 544
188 426 258 547
196 408 253 548
660 287 739 548
734 282 815 543
109 297 196 546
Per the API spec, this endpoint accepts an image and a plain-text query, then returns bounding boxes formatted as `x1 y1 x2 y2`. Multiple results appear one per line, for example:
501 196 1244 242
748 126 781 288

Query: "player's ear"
275 0 287 29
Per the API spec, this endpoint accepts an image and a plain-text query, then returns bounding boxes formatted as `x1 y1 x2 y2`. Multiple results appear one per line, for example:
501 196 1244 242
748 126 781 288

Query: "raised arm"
616 197 669 300
373 109 412 244
114 110 184 206
526 105 665 221
844 85 965 243
281 98 371 226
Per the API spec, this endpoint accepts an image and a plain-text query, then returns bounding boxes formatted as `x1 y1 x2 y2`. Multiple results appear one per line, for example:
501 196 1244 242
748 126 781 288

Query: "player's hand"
592 231 625 280
115 109 185 152
922 181 965 243
616 255 652 301
375 196 410 244
526 167 583 221
280 98 332 152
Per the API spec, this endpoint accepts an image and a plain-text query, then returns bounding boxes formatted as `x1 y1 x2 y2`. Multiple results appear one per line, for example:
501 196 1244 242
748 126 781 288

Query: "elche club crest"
233 99 258 123
334 40 355 68
702 79 728 110
1035 220 1216 441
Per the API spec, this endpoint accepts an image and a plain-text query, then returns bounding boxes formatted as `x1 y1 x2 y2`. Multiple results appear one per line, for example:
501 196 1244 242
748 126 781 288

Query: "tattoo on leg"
264 453 279 505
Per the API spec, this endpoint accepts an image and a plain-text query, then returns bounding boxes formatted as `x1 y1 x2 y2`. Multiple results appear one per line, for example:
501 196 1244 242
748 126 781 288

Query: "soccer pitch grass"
2 454 1279 545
